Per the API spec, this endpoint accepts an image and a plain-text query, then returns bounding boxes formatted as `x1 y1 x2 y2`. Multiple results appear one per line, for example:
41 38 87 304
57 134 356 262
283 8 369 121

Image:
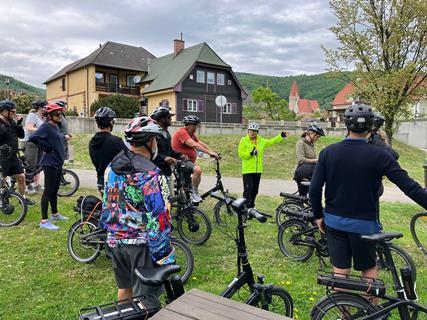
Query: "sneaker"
40 220 59 231
24 198 36 206
33 184 44 192
191 193 203 203
26 186 36 195
50 214 70 221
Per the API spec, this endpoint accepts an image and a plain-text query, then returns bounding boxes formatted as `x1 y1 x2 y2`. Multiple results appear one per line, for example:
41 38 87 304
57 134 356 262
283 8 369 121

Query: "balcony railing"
96 83 140 96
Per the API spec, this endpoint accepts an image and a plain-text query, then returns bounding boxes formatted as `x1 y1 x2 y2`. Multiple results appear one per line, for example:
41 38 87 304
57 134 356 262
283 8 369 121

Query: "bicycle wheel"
378 243 417 289
248 286 293 317
311 293 377 320
410 213 427 255
275 200 305 226
214 198 236 226
176 207 212 245
58 169 80 197
0 190 28 227
277 219 314 262
67 219 102 263
171 238 194 284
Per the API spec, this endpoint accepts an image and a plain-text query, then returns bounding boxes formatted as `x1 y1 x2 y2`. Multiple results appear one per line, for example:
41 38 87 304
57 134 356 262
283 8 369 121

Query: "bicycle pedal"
257 274 266 284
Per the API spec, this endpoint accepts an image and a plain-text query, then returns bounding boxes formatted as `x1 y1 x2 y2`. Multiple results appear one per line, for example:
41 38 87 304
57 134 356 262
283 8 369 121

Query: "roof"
44 41 156 84
142 42 231 94
297 99 319 114
332 82 355 107
289 80 299 97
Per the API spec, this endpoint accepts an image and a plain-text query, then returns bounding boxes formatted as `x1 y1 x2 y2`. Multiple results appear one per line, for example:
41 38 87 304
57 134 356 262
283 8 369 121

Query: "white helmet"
248 122 260 131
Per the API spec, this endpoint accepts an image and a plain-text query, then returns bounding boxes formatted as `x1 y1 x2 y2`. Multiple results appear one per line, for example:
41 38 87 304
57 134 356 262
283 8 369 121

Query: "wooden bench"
151 289 294 320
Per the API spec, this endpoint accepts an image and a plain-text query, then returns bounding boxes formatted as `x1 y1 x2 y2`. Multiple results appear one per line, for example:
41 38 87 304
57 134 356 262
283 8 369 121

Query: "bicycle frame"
290 224 328 257
200 158 228 200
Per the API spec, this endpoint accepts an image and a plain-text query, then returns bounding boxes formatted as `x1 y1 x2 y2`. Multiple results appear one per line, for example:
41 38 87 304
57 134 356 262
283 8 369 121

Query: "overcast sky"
0 0 337 88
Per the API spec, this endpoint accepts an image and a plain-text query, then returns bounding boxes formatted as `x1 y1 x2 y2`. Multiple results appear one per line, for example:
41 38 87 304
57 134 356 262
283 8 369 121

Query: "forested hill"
0 75 45 98
235 72 353 109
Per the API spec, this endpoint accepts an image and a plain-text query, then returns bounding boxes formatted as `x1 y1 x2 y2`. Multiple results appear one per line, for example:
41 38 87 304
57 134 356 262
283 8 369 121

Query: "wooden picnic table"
151 288 294 320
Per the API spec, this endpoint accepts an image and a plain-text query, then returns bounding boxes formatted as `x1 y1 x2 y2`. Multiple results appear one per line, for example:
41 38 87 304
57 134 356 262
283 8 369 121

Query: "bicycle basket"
75 195 102 219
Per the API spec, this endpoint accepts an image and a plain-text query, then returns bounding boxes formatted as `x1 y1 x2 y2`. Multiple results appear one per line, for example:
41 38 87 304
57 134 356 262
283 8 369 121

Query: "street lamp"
5 77 10 99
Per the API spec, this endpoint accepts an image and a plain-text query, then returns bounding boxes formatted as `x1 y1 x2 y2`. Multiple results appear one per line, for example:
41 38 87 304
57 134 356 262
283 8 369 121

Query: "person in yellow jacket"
238 122 287 208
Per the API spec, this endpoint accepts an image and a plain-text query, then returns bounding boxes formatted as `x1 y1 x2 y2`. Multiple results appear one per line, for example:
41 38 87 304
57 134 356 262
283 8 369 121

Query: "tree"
252 86 292 120
90 94 140 118
12 94 38 114
324 0 427 144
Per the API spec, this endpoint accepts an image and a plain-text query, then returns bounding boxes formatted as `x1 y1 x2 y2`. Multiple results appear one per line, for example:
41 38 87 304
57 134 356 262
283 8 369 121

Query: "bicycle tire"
275 200 305 226
248 286 293 318
277 219 314 262
311 293 377 320
410 212 427 255
67 219 102 263
214 198 236 226
58 169 80 197
176 207 212 245
0 190 28 227
171 238 194 284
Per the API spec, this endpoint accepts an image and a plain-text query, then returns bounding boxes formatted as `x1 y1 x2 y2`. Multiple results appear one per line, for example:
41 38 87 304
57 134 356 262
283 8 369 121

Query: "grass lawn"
0 190 426 319
70 133 426 183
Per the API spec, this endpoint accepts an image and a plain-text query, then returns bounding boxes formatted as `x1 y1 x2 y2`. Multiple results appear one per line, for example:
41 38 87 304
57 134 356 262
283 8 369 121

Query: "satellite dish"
133 75 141 84
95 73 103 80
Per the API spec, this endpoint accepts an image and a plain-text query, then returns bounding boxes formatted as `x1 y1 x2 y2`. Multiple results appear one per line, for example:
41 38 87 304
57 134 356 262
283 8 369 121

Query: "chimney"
174 33 185 55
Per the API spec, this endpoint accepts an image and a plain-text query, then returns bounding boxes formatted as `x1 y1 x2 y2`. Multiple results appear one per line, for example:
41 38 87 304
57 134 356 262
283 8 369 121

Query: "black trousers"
242 173 262 208
295 179 309 196
41 166 62 219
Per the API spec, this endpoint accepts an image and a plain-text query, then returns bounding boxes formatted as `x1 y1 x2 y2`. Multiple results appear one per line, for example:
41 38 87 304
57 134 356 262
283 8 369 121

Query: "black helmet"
373 113 385 130
150 106 175 121
344 103 374 133
94 107 116 126
0 100 16 111
124 116 163 145
56 100 67 108
183 115 201 125
307 123 325 136
31 99 48 109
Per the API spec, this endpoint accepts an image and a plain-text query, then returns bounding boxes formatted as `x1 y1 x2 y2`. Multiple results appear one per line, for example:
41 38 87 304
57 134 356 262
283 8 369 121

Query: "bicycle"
0 145 28 227
277 207 417 289
311 232 427 320
66 195 194 284
79 264 184 319
219 197 294 317
410 212 427 255
170 159 212 245
275 180 311 226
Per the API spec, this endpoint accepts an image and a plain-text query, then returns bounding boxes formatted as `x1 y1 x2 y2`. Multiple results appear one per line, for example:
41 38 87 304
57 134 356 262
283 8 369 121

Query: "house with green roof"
44 38 247 122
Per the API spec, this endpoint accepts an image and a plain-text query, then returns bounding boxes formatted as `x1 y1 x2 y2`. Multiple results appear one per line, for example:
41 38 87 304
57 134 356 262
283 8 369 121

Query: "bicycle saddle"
360 232 403 243
134 265 181 286
279 192 307 201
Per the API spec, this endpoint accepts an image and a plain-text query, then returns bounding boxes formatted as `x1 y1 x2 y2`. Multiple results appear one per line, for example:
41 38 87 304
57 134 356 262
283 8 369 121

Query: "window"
207 72 215 84
95 72 105 84
160 99 169 108
228 79 232 85
188 100 197 112
223 102 237 114
196 70 205 83
109 74 118 85
182 99 205 112
127 75 136 86
61 78 66 91
217 73 225 85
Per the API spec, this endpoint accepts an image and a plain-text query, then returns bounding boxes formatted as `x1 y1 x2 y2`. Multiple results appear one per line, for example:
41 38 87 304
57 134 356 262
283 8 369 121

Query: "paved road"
72 169 417 204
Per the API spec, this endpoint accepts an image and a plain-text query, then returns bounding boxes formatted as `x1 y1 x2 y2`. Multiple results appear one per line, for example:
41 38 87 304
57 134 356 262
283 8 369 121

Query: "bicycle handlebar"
247 208 271 223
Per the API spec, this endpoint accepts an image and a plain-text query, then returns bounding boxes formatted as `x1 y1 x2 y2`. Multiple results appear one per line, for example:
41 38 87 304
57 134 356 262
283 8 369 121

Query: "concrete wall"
395 120 427 148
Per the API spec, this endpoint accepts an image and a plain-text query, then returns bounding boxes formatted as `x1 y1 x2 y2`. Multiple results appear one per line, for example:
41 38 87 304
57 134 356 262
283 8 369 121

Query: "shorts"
325 225 377 271
1 156 23 177
111 245 162 309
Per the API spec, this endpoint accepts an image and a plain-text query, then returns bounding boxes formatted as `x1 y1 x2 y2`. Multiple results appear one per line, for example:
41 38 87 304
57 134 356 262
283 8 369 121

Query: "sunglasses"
51 112 62 117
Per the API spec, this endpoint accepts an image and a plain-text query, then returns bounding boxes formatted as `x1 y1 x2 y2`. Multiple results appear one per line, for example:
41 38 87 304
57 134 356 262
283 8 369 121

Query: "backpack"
74 195 102 219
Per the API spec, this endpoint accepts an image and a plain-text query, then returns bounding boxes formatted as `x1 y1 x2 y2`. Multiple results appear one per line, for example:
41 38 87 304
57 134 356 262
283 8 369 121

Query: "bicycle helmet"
94 107 116 126
373 113 385 130
31 99 48 109
182 115 201 125
307 123 325 136
248 122 260 131
150 106 175 121
124 116 163 145
43 104 64 117
0 100 16 111
344 103 374 133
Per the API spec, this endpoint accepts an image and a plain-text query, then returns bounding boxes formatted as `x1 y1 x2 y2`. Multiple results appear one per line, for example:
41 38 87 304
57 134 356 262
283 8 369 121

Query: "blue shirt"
324 211 381 235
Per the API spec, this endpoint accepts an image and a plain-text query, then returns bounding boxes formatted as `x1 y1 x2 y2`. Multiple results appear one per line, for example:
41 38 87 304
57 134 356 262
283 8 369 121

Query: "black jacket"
369 133 399 160
89 132 125 185
0 117 24 154
310 139 427 220
153 129 182 176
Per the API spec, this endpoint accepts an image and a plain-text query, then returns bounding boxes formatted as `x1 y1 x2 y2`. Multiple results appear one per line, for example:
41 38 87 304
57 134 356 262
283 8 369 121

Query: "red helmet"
43 104 63 117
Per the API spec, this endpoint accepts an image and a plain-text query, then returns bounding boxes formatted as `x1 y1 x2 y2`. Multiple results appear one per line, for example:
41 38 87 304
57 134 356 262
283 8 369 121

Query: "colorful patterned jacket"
100 149 174 265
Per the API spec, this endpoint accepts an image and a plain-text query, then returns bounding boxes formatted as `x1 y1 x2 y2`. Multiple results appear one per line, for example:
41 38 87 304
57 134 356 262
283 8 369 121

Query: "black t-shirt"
153 129 182 176
0 118 24 154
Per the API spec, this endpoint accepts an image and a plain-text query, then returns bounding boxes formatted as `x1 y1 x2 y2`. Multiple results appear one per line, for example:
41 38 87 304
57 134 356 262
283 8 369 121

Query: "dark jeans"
242 173 262 208
296 179 309 196
41 166 62 220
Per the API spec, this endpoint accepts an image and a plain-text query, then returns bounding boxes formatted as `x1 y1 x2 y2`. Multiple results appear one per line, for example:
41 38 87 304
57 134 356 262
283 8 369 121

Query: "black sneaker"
25 198 36 206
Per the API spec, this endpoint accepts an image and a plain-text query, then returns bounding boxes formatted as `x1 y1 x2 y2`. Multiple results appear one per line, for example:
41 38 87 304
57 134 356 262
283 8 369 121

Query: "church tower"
289 80 299 113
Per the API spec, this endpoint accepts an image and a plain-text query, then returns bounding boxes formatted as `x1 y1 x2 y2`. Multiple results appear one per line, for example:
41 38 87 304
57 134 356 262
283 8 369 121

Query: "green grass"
0 191 426 319
70 134 426 183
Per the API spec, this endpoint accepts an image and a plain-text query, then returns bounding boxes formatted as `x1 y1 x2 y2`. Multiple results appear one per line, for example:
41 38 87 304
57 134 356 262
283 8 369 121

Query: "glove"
281 131 287 138
250 147 258 156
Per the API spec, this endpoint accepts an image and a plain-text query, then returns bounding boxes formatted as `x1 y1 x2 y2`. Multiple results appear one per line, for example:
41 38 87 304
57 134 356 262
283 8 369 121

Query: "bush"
12 94 38 114
90 94 140 118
